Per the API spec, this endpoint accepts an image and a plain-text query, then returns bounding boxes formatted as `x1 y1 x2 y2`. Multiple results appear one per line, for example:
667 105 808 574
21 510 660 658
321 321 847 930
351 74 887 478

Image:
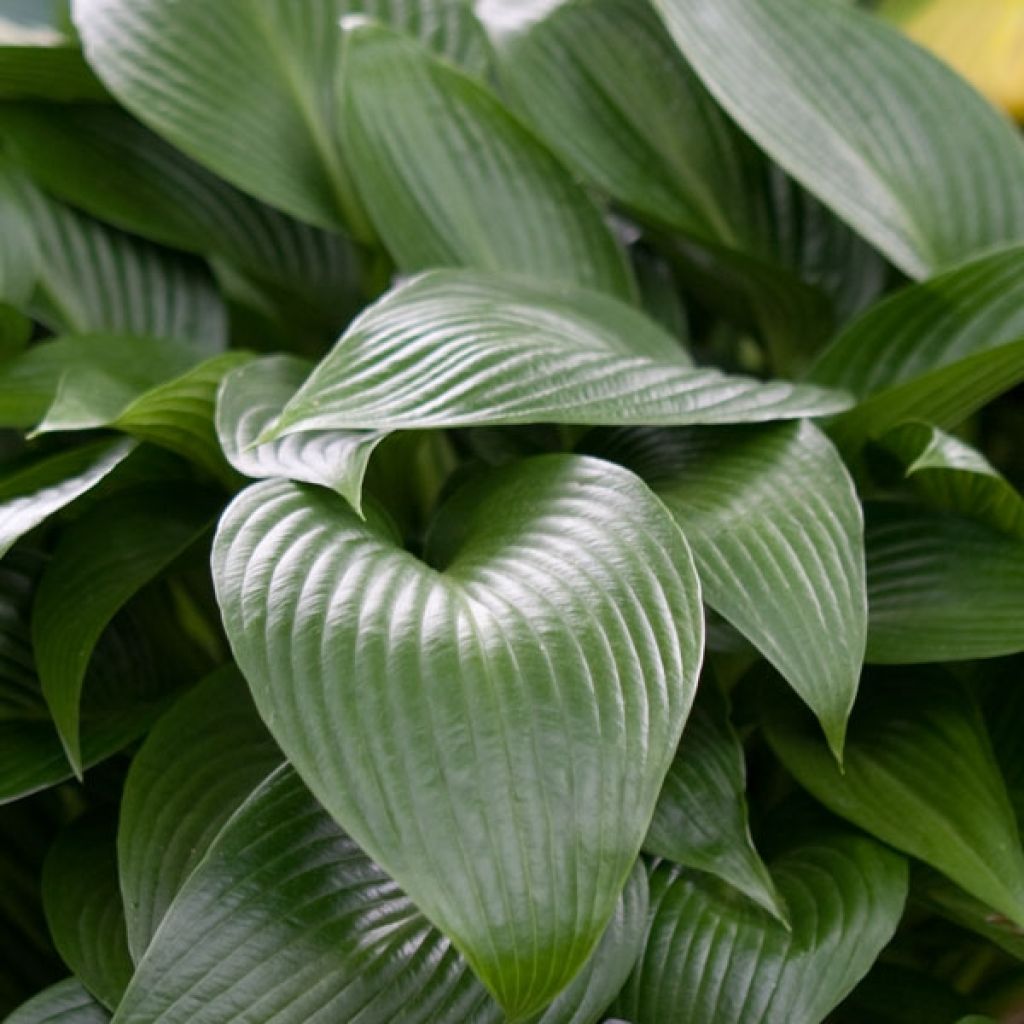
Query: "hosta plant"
1 0 1023 1022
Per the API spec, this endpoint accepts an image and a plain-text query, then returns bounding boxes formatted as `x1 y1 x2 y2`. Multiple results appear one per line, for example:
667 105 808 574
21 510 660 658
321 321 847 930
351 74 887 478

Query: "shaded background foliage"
0 0 1023 1022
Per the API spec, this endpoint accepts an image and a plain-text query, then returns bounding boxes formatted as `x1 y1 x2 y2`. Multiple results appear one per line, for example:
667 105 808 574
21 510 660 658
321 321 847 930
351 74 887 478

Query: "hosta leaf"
0 2 105 101
118 666 284 962
0 335 203 430
828 340 1024 452
1 166 226 348
216 355 384 512
811 247 1024 396
591 421 865 756
865 502 1024 662
651 0 1024 278
0 554 190 804
42 815 132 1010
34 485 218 774
266 270 850 438
644 677 783 920
0 104 364 337
876 423 1024 539
613 830 907 1024
0 438 137 559
340 22 633 299
113 764 649 1024
764 671 1024 928
490 0 886 351
4 980 109 1024
214 455 703 1017
73 0 490 235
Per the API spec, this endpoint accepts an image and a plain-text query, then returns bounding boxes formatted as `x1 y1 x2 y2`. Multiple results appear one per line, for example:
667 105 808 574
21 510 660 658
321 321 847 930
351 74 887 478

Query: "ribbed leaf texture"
214 455 703 1018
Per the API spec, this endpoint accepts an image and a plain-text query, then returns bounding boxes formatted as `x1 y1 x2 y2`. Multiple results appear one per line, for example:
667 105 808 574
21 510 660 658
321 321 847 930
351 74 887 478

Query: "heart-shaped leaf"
265 270 850 439
590 421 865 757
214 455 703 1018
1 164 226 348
875 423 1024 539
42 814 132 1010
34 485 218 773
651 0 1024 278
340 21 634 298
216 355 384 513
113 764 650 1024
865 502 1024 663
613 829 907 1024
764 670 1024 928
644 676 783 920
73 0 490 235
0 438 137 560
4 980 109 1024
118 666 284 961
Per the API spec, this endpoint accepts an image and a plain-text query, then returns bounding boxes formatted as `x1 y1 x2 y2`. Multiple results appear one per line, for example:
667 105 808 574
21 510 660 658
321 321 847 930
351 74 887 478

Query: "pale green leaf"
42 815 132 1010
340 21 634 299
0 335 204 430
644 677 783 921
591 421 865 756
613 830 907 1024
266 270 850 438
216 355 384 513
0 438 137 560
214 455 703 1018
118 666 284 962
113 764 649 1024
651 0 1024 277
764 671 1024 928
34 485 218 774
73 0 490 235
865 502 1024 662
876 422 1024 539
3 980 109 1024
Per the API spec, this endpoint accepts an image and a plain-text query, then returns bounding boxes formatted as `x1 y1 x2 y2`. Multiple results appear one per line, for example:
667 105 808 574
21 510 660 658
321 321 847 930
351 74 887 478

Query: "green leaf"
489 0 886 355
865 502 1024 663
0 554 191 804
113 765 649 1024
42 815 132 1010
73 0 490 236
651 0 1024 278
644 677 783 921
3 979 109 1024
0 1 105 101
214 455 703 1018
266 270 851 438
118 666 284 962
811 247 1024 396
876 422 1024 539
809 247 1024 446
216 355 384 513
34 485 218 774
0 438 137 559
613 830 907 1024
591 421 865 756
0 335 204 430
1 165 227 348
0 104 367 342
764 671 1024 928
340 21 633 298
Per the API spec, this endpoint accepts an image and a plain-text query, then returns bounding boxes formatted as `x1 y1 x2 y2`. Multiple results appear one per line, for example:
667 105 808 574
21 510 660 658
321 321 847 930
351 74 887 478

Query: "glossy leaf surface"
214 456 703 1017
